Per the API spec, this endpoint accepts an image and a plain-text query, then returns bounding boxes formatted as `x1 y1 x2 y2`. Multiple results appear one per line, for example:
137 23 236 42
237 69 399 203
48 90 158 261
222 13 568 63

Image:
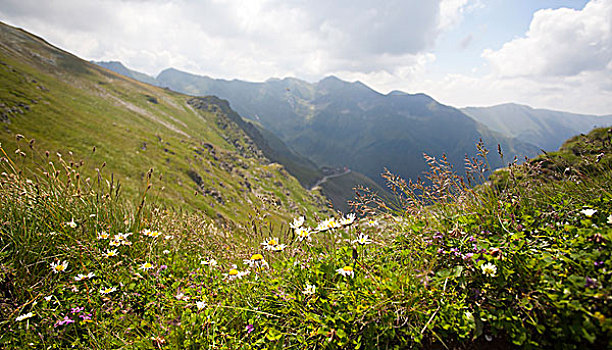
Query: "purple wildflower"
585 277 597 288
245 324 254 333
79 313 92 321
56 316 75 327
71 307 84 314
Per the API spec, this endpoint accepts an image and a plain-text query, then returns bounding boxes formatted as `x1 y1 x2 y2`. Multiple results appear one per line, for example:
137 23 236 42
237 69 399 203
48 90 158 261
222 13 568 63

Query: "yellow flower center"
229 269 239 275
343 266 353 272
268 239 277 245
251 254 264 261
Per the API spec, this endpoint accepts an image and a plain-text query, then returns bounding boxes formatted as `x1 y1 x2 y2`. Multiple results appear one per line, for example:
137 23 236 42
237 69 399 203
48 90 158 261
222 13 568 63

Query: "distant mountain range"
94 63 541 188
462 104 612 151
92 61 612 209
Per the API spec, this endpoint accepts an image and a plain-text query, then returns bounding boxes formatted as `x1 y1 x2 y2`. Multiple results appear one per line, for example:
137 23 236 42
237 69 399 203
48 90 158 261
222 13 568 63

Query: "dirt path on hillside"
310 169 351 190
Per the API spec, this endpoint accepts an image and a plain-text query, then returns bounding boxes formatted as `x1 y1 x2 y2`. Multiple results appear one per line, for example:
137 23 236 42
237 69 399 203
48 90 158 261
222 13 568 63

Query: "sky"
0 0 610 115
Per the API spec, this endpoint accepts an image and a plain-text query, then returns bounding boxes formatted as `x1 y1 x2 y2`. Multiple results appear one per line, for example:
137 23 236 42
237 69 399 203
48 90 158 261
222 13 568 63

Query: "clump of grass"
1 128 611 349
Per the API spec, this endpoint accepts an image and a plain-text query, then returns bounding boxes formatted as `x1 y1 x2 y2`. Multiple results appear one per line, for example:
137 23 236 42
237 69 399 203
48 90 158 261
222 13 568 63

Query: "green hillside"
0 22 328 228
2 22 611 350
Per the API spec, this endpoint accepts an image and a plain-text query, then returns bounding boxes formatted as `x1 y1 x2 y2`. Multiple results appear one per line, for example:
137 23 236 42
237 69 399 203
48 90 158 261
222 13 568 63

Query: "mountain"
462 103 612 151
154 69 538 190
94 60 158 86
0 22 329 227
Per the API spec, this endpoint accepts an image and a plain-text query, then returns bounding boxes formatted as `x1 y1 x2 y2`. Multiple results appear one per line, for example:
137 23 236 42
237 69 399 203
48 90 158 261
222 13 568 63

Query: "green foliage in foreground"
1 129 611 349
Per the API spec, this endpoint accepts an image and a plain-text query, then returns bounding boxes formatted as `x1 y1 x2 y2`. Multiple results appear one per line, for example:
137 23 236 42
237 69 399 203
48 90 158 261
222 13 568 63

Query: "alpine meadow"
1 3 612 349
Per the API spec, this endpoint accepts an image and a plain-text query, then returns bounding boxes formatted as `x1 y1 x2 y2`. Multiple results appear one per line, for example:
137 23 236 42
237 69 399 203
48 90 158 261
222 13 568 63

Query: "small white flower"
316 218 340 232
195 301 207 310
243 254 269 269
163 250 170 254
340 213 356 226
295 227 312 242
139 262 155 271
50 260 69 274
201 258 218 266
142 229 161 238
336 266 355 277
290 216 305 229
175 292 189 301
352 233 372 245
481 262 497 277
223 265 249 281
74 272 95 281
366 219 379 227
66 219 77 229
261 237 285 251
103 249 119 258
580 209 597 218
302 283 316 295
607 214 612 225
44 295 53 302
97 231 110 240
15 312 34 322
99 286 117 295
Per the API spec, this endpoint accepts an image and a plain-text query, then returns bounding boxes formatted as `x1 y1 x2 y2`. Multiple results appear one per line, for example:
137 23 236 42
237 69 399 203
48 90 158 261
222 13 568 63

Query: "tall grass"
1 130 611 349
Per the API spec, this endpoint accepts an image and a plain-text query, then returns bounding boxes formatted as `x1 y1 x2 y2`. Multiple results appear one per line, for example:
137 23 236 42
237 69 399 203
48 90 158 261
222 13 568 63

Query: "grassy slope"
0 22 328 228
2 126 610 349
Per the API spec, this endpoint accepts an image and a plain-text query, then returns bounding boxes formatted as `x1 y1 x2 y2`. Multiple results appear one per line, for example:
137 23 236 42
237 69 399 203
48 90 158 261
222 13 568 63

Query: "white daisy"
340 213 356 226
336 266 355 277
74 272 95 281
103 249 119 258
50 260 69 274
302 283 316 295
99 286 117 295
97 231 110 240
580 209 597 218
261 237 286 251
352 233 372 245
139 262 155 271
290 216 305 229
223 265 249 281
295 227 312 242
243 254 269 269
481 262 497 277
316 218 340 232
66 219 77 229
195 301 207 310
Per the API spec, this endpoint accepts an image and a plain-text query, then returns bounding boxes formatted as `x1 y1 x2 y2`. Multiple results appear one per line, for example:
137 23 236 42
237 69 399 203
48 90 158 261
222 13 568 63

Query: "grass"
0 22 328 229
1 128 611 349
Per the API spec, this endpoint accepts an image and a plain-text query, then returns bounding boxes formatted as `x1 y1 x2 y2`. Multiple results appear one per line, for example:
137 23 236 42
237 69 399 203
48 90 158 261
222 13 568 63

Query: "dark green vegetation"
2 122 611 348
463 103 612 151
0 22 328 228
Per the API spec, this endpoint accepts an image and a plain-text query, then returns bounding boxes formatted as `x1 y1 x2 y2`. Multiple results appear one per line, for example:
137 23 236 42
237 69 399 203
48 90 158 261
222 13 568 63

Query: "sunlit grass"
1 128 612 349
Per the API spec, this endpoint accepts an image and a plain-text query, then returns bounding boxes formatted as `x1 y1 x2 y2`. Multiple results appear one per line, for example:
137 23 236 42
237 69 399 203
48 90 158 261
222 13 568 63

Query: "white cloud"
0 0 460 80
393 0 611 115
482 0 611 78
